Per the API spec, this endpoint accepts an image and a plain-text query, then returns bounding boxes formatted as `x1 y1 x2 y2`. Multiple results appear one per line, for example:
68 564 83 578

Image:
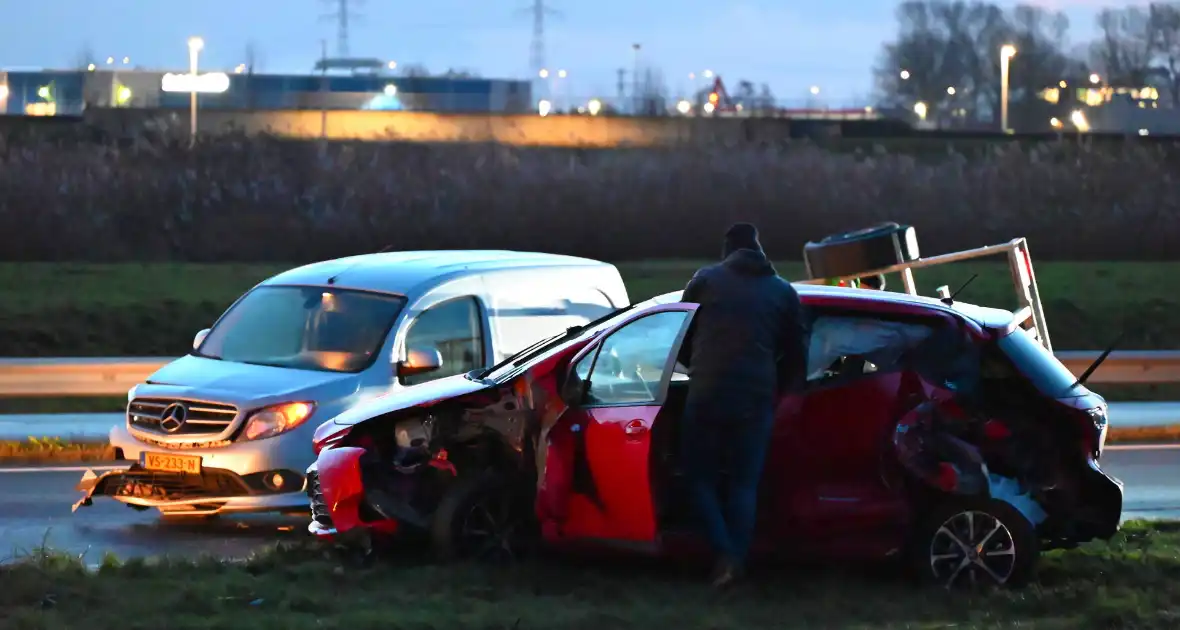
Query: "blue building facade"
0 69 533 115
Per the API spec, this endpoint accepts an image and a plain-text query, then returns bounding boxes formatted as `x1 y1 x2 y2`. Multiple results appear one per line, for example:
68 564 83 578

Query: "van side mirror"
398 346 443 378
193 328 211 351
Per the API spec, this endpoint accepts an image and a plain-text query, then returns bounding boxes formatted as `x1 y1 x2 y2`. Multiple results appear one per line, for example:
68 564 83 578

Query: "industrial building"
0 67 534 116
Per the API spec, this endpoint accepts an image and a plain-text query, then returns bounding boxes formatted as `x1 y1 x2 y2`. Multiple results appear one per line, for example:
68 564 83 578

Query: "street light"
1090 73 1101 84
1000 44 1017 133
187 37 204 146
809 86 820 95
538 99 552 116
913 101 928 121
900 70 911 80
587 98 602 115
946 86 956 95
557 69 567 78
539 68 549 78
676 99 691 114
1070 109 1090 132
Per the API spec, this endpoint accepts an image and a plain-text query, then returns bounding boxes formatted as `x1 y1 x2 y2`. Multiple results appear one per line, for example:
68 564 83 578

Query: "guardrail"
1 351 1179 397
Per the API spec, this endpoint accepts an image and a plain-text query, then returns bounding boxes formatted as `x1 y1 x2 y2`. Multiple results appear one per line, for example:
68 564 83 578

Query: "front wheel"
908 499 1039 589
430 470 534 564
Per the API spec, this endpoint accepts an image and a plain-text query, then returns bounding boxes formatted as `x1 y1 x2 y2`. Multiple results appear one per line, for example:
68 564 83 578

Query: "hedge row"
1 133 1178 262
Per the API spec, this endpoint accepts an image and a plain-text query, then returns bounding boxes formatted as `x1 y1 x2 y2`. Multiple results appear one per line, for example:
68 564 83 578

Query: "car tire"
802 222 920 280
906 498 1039 589
430 470 534 564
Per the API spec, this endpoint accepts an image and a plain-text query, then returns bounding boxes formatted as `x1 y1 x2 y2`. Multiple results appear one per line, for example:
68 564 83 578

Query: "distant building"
0 68 534 116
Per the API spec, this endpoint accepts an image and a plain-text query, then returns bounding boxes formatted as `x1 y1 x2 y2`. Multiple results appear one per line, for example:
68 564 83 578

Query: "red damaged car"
307 230 1123 587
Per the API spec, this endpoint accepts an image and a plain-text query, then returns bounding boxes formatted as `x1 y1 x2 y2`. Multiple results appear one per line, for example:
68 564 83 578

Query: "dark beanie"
723 222 763 257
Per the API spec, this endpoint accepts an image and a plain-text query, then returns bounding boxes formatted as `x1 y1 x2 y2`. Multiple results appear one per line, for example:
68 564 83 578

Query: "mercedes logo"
159 403 189 433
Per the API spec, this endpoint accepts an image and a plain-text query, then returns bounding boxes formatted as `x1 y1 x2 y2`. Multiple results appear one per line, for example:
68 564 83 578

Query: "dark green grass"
2 520 1179 629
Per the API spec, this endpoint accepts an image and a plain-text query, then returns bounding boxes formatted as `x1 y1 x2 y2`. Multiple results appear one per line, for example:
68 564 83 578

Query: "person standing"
677 222 808 589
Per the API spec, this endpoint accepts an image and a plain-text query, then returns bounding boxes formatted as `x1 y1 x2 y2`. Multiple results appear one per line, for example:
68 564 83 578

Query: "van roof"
260 250 613 296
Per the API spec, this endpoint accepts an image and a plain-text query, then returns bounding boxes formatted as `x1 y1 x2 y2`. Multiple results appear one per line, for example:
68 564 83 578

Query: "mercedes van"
73 250 629 518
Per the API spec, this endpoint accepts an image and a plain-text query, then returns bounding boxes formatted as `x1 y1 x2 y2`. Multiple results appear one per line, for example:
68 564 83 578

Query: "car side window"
806 314 936 384
582 311 689 406
401 297 485 386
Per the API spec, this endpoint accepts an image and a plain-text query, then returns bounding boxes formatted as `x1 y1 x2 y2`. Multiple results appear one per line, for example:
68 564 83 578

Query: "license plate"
141 452 202 474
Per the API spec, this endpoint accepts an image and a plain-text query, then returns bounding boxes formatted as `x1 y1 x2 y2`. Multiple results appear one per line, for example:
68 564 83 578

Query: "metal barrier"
1 351 1179 397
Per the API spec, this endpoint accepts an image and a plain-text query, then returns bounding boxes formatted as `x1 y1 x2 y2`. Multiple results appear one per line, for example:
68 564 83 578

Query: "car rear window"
997 328 1079 397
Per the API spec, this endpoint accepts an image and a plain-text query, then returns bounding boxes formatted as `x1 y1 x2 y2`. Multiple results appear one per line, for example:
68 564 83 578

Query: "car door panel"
536 304 696 547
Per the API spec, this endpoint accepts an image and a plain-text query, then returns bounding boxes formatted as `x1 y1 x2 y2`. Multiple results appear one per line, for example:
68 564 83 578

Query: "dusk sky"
1 1 1149 106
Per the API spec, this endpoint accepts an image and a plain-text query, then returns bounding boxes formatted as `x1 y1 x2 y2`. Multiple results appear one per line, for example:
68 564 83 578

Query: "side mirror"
398 345 443 378
193 328 211 351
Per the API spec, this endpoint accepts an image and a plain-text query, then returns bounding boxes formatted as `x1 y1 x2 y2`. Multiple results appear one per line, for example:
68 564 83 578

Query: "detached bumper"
73 464 308 515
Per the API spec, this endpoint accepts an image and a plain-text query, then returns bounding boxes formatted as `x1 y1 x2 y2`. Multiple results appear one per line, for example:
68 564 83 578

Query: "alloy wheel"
928 509 1017 588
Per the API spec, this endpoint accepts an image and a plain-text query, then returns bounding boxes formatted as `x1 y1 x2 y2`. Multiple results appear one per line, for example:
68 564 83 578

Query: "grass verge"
2 520 1179 629
0 437 115 466
2 260 1180 358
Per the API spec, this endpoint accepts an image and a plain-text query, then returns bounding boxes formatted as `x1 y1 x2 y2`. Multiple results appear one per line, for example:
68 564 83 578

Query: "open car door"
537 303 696 550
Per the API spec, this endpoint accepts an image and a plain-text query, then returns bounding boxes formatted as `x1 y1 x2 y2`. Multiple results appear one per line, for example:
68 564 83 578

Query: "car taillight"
1084 407 1108 458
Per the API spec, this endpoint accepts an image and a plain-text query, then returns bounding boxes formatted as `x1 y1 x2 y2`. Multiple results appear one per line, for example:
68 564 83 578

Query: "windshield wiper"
476 304 634 379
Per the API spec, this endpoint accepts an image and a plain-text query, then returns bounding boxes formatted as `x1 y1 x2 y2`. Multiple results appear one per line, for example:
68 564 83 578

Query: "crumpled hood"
331 373 493 426
146 354 357 400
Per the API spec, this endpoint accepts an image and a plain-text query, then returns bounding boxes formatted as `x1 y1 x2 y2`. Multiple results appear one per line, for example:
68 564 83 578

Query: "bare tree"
1148 2 1180 105
1090 7 1152 86
74 44 95 69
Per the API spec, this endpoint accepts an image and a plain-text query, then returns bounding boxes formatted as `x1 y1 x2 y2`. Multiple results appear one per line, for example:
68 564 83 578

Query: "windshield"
477 304 634 383
196 285 406 373
997 327 1081 397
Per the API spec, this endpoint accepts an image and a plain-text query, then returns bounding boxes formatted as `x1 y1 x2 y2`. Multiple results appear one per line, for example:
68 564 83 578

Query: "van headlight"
242 402 317 441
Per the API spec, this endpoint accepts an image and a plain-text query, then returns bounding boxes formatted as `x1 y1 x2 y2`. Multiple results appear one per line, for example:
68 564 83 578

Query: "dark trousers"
679 396 776 567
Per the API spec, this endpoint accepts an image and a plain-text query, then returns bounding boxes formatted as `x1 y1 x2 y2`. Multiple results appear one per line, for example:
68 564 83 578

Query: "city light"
1140 128 1150 136
587 98 602 115
809 85 820 95
37 86 50 99
188 37 204 52
703 102 715 113
1059 80 1067 88
1050 117 1062 128
913 101 927 120
539 68 549 78
387 60 397 69
946 86 956 95
161 72 231 93
900 70 911 80
384 83 397 96
116 85 132 105
87 63 96 71
1001 44 1017 59
676 99 691 114
703 69 714 78
558 69 567 78
123 56 130 64
106 56 114 64
1070 109 1090 132
1090 73 1101 84
538 99 552 116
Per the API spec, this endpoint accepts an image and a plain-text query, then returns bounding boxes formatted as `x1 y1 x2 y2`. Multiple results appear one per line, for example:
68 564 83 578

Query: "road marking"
0 465 125 473
1107 443 1180 451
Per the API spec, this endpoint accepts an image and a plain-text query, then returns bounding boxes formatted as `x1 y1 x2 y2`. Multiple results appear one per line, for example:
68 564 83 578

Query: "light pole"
188 37 204 145
1000 44 1017 133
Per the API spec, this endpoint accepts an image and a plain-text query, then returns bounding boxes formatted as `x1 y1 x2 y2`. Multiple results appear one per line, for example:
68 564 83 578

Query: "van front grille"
128 398 238 436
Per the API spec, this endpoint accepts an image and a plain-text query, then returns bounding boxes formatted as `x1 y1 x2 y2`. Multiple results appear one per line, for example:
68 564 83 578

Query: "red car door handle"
624 420 648 436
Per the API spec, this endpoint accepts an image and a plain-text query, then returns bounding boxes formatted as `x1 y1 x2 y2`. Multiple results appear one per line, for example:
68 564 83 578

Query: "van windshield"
196 286 406 373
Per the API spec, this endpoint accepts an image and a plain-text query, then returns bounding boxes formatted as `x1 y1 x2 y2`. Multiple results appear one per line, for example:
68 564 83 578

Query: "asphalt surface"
2 445 1179 563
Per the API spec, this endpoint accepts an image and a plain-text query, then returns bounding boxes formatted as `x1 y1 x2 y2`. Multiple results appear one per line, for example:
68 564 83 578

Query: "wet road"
2 445 1180 562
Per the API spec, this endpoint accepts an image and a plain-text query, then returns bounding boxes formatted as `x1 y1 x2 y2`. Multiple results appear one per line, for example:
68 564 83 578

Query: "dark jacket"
678 248 808 412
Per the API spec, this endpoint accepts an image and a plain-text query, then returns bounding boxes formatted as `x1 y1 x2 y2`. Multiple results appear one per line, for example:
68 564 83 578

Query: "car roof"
645 283 1015 329
259 250 612 296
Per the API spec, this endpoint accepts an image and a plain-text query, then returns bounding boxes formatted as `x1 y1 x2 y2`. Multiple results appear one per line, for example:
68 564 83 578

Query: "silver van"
74 250 629 518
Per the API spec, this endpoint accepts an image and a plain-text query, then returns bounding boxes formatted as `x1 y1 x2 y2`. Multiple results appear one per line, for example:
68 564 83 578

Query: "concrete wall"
85 108 795 148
